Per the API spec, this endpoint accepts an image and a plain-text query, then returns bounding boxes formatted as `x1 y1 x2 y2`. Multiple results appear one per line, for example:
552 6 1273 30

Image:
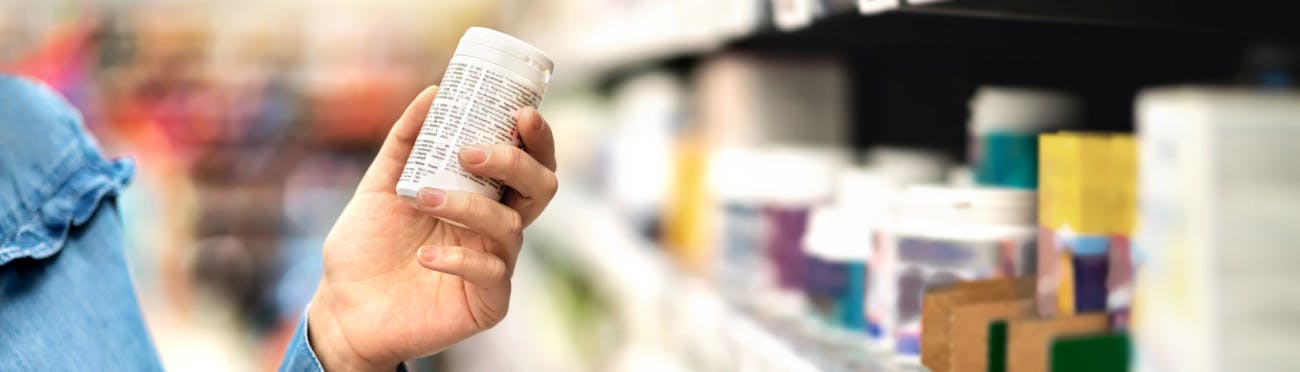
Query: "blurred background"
4 0 1300 371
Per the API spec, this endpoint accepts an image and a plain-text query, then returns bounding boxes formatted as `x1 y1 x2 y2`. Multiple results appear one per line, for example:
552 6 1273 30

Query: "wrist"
308 292 390 371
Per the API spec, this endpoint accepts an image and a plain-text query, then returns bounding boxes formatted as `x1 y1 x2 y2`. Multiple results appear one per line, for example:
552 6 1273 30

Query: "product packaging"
397 27 554 201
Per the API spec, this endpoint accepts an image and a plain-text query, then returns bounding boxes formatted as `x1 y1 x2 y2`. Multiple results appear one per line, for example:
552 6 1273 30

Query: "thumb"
357 85 439 193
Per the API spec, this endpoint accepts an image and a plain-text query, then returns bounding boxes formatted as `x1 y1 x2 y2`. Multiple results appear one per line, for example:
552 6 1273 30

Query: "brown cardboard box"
921 277 1034 372
1006 313 1109 372
950 299 1035 372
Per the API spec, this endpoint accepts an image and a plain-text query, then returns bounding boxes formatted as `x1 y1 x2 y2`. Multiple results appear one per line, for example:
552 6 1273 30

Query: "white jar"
884 185 1037 365
397 27 554 200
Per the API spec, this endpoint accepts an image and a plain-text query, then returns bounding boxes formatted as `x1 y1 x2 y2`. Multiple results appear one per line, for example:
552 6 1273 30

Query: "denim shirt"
0 75 322 371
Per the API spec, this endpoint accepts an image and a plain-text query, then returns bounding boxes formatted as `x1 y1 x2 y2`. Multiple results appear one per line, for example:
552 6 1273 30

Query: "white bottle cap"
835 167 894 212
969 86 1080 134
753 146 851 207
864 146 952 186
895 185 1037 240
707 147 769 204
457 27 555 88
803 206 871 262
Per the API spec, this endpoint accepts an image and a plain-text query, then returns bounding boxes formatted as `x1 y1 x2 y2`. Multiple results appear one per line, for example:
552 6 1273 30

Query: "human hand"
306 85 558 371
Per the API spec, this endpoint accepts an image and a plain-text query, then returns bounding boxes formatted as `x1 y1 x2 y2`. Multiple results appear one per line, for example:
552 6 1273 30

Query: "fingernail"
460 144 488 165
532 108 546 130
419 247 439 262
417 188 445 207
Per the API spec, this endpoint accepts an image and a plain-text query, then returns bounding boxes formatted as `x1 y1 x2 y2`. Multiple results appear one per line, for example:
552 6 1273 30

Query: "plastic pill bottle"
397 27 554 201
754 146 849 291
968 86 1079 189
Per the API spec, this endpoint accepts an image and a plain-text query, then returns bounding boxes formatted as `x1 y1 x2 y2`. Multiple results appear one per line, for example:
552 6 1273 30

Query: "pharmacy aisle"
454 1 1300 372
5 0 1300 371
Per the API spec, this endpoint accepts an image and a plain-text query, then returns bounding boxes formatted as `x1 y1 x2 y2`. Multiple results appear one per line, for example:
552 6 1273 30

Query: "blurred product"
946 165 976 187
858 0 899 14
696 53 849 148
1048 333 1130 372
1005 313 1109 372
758 147 850 291
773 0 855 30
818 166 902 335
1035 133 1137 318
397 27 554 201
862 146 952 350
919 277 1034 372
772 0 816 30
968 86 1080 189
865 146 954 185
802 206 869 331
663 133 712 271
889 185 1037 365
1238 44 1297 88
948 297 1034 372
1133 87 1300 372
1106 136 1137 326
605 71 686 234
707 147 773 299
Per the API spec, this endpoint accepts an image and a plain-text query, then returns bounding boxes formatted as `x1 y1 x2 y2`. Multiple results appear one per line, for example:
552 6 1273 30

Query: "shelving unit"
529 188 895 372
575 0 1300 75
495 1 1300 371
17 1 1297 371
574 3 1300 158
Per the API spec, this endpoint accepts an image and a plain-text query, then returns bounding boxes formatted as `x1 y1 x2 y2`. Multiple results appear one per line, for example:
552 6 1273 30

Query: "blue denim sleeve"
280 309 411 372
0 75 162 370
280 310 326 372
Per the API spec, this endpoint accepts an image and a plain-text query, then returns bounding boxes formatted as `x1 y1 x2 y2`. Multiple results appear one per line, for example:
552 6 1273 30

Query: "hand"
306 85 558 371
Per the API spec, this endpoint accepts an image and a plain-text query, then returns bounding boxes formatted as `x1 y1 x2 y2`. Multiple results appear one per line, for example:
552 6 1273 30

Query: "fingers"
458 144 558 225
459 143 558 201
458 109 559 224
358 85 439 193
516 107 557 171
417 246 509 290
413 188 524 255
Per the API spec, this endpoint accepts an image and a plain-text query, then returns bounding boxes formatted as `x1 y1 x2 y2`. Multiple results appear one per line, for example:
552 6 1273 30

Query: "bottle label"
399 55 544 199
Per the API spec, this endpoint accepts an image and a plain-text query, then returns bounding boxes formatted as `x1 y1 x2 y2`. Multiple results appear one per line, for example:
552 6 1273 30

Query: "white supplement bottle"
397 27 554 201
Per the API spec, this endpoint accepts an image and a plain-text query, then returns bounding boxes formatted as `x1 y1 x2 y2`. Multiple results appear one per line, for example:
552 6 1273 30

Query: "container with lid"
886 185 1038 364
968 86 1080 189
1037 132 1138 321
707 147 774 299
397 27 554 202
751 146 849 291
856 147 953 349
802 206 870 331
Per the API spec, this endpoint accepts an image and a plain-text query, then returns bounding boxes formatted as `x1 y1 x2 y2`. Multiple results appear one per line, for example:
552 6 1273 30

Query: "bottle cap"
969 86 1080 133
899 185 1037 228
461 27 554 75
754 146 851 207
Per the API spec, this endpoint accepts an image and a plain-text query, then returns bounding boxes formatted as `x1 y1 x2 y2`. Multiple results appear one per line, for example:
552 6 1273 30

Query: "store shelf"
571 1 1300 89
910 0 1300 37
529 188 898 372
537 1 1300 159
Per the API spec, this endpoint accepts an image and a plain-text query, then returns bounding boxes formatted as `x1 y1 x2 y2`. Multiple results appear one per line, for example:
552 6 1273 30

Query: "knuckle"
506 211 524 235
459 192 481 214
487 260 509 282
543 172 559 198
442 249 467 267
506 147 527 170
